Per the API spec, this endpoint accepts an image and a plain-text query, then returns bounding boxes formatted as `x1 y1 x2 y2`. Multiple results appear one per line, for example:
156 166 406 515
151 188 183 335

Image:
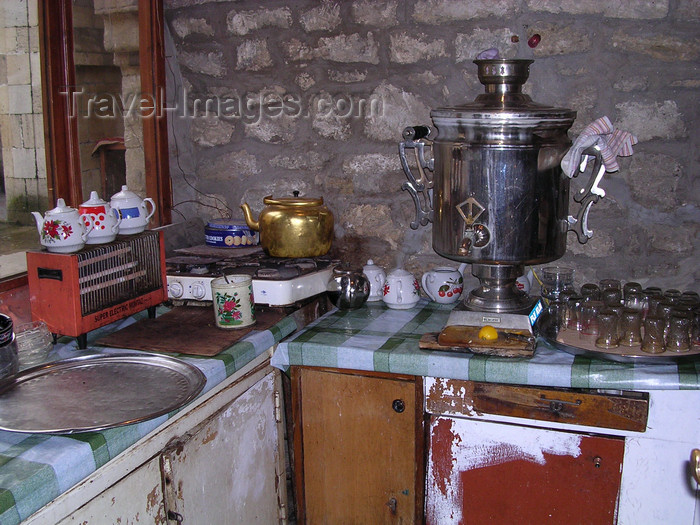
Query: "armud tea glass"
619 309 642 347
578 300 603 336
540 266 575 303
566 294 583 331
622 281 642 299
601 288 622 307
641 316 665 354
580 283 601 301
624 291 645 313
595 311 620 349
666 315 691 352
599 279 621 292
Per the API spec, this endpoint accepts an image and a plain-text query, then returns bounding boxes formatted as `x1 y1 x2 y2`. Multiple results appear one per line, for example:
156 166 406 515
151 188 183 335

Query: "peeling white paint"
426 416 583 524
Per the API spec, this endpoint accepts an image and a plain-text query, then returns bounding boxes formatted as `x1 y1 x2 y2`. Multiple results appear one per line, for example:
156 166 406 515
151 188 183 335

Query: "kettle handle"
566 144 606 244
399 126 435 229
80 214 95 242
142 198 156 222
421 273 437 302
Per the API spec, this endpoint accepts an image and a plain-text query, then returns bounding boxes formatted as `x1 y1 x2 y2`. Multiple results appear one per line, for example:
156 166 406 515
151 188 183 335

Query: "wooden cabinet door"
292 367 423 524
162 370 287 524
426 416 624 525
57 456 165 524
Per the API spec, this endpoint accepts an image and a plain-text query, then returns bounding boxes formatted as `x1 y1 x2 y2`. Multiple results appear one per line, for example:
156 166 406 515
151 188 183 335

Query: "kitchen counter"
0 306 301 525
271 298 700 391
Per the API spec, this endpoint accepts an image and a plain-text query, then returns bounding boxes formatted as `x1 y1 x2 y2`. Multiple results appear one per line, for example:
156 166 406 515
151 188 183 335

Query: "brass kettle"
240 193 333 258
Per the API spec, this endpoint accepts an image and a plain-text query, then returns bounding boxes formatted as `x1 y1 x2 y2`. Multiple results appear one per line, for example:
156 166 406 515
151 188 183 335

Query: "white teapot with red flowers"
32 198 94 253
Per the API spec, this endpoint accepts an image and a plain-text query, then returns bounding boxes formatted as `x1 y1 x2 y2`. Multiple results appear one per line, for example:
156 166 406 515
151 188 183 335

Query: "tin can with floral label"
210 275 255 329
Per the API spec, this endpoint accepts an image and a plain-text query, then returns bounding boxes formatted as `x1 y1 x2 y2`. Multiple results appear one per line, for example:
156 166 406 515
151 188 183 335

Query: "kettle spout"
31 212 44 233
240 203 259 231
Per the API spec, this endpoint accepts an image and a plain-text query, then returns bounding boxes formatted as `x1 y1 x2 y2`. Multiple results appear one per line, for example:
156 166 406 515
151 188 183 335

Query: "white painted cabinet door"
161 370 286 524
57 456 166 524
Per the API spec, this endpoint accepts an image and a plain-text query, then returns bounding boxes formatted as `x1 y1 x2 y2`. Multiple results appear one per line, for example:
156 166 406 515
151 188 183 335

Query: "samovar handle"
566 144 607 244
399 126 435 229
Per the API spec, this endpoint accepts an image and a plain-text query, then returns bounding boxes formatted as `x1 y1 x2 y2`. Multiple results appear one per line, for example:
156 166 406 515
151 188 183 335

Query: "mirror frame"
0 0 171 292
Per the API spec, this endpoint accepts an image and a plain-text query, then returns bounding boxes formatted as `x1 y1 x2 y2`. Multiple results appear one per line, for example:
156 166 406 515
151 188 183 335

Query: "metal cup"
210 275 256 329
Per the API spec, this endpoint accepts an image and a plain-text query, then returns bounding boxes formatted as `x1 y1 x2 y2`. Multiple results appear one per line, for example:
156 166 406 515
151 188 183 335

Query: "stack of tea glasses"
540 267 699 354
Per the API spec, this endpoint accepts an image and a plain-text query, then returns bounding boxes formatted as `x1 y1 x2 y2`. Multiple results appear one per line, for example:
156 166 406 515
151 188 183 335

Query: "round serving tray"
0 353 206 434
536 310 700 364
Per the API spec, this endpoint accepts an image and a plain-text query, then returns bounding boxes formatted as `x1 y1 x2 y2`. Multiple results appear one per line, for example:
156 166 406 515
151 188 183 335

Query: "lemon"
478 325 499 341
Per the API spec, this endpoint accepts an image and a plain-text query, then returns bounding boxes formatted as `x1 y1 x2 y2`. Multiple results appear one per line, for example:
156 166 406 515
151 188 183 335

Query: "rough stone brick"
236 39 273 71
455 29 517 62
270 151 328 171
328 69 368 83
610 32 700 62
226 7 292 36
295 73 316 91
390 33 446 64
342 203 403 249
614 77 649 92
244 116 298 144
363 83 431 142
352 1 399 27
529 23 592 57
567 228 615 258
615 100 687 142
190 116 235 147
310 91 352 140
317 33 379 64
180 50 226 77
624 152 682 211
527 0 668 18
171 17 214 39
413 0 520 24
283 39 317 62
300 2 342 32
649 223 698 253
676 0 700 21
7 85 31 114
5 53 30 85
342 152 404 194
197 149 261 181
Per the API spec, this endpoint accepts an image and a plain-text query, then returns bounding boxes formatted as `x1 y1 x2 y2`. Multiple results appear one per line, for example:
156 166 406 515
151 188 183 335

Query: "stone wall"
0 0 47 224
163 0 700 293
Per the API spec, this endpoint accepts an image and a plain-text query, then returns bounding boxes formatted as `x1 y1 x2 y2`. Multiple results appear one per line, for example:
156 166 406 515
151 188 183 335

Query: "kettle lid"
46 198 76 216
431 59 575 125
81 190 108 207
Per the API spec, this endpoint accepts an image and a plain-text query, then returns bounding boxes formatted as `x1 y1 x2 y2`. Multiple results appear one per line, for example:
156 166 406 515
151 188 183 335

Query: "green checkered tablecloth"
0 309 300 525
271 299 700 390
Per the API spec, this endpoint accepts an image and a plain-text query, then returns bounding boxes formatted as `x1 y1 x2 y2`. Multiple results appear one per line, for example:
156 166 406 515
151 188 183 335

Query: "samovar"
400 59 604 313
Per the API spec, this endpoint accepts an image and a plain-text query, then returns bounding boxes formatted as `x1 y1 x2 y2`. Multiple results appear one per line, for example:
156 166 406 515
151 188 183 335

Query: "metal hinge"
274 390 282 423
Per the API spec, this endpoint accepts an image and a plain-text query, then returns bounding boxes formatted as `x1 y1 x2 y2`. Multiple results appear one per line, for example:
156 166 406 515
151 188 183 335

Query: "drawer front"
425 378 649 432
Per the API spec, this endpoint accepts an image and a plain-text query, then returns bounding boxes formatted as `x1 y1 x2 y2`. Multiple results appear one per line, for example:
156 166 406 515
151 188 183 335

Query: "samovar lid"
431 59 575 126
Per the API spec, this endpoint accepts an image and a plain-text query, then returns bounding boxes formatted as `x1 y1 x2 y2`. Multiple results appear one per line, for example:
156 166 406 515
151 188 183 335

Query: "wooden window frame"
0 0 171 292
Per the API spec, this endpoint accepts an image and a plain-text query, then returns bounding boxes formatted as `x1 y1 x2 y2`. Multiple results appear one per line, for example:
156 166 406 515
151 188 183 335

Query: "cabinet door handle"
691 449 700 484
392 399 405 413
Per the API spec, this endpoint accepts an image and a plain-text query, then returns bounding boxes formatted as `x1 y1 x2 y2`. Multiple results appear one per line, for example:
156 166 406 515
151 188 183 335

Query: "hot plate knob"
168 280 184 299
190 281 208 300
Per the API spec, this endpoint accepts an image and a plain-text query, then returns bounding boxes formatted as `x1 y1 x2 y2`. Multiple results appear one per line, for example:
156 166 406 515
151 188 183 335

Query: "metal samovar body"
400 59 578 313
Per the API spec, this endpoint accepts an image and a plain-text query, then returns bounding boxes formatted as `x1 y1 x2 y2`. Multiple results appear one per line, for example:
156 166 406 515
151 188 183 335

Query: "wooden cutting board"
97 306 285 356
419 325 535 358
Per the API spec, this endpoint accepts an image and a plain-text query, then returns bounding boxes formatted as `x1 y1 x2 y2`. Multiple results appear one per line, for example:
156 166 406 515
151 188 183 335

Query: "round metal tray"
0 352 206 434
536 310 700 364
